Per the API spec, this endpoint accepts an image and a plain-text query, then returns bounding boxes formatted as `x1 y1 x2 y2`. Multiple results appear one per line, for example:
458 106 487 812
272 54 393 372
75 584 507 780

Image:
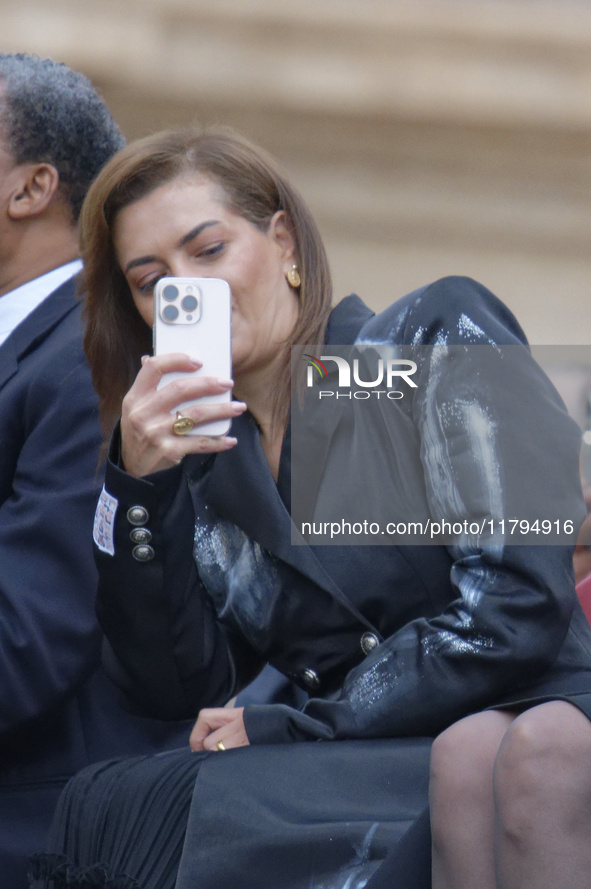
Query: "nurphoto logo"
302 352 418 400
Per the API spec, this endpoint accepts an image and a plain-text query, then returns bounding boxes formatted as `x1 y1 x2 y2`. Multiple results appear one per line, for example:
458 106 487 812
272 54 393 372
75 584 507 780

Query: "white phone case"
153 277 232 436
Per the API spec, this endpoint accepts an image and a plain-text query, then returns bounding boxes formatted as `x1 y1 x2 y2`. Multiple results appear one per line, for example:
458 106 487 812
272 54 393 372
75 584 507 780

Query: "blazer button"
132 544 155 562
130 527 152 544
127 505 150 526
302 668 321 690
360 632 380 655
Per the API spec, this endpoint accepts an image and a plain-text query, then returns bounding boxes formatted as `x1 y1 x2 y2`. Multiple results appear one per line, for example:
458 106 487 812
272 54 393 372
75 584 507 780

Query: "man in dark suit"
0 54 190 888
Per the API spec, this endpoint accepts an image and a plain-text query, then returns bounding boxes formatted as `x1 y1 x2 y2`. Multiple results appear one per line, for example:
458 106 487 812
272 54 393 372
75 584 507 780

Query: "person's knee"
430 724 472 853
430 713 510 849
431 712 511 801
430 720 478 804
494 703 591 843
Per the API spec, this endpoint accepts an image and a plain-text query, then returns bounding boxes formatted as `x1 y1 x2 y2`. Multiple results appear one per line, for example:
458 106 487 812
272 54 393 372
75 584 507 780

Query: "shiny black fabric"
95 279 591 743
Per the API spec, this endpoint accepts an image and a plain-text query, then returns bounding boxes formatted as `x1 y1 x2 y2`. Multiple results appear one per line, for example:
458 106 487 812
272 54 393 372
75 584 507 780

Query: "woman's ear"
269 210 297 263
8 163 61 220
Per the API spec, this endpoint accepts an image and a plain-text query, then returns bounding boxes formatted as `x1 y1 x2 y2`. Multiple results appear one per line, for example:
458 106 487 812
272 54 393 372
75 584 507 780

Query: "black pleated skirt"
28 739 433 889
28 748 206 889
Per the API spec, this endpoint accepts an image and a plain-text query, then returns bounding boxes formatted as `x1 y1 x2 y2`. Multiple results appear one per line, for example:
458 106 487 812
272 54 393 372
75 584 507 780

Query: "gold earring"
286 265 301 288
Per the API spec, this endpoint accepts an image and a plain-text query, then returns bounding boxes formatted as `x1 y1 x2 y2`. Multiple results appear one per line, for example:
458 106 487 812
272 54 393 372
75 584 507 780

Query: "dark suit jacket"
0 276 190 889
95 276 591 745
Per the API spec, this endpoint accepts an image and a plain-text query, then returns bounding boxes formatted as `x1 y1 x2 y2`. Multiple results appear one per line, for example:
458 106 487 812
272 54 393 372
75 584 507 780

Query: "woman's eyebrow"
178 220 221 248
124 255 157 274
124 222 222 273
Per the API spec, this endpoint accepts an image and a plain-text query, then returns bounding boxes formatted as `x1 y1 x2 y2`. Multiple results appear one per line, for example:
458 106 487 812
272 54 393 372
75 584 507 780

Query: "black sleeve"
95 444 263 720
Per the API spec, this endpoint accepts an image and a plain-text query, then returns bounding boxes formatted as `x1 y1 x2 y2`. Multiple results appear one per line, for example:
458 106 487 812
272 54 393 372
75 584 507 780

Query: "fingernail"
217 378 234 388
223 437 238 448
232 402 247 412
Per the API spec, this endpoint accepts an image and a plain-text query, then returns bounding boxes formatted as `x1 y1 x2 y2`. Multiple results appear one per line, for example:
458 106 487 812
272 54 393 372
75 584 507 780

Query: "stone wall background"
2 0 590 346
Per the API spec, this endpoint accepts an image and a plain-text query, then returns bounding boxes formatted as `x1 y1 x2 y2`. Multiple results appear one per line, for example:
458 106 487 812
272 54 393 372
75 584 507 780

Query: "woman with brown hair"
31 126 591 889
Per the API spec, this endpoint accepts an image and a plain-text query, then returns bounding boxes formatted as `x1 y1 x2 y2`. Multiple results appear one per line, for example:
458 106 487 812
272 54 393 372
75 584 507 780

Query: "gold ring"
216 740 226 752
172 412 195 435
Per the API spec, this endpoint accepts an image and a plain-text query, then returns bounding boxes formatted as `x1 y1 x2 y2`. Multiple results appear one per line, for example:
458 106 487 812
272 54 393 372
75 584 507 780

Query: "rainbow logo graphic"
301 353 328 379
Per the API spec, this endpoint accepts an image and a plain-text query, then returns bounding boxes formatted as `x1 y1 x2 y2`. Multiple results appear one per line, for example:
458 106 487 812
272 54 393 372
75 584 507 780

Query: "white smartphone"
153 277 232 436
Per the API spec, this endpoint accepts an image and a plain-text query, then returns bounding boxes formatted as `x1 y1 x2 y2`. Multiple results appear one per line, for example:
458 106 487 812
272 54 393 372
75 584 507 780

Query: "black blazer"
95 276 591 746
0 277 190 889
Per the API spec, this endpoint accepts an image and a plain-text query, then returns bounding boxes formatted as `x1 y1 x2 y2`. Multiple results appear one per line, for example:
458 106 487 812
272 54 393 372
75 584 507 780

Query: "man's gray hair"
0 53 125 220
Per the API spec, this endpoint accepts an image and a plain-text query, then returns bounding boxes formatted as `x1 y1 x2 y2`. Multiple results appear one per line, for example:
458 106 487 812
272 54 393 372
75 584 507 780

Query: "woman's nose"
168 261 198 279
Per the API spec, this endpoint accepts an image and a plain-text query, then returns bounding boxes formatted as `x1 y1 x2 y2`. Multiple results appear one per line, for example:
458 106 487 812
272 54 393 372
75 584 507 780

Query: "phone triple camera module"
159 281 201 325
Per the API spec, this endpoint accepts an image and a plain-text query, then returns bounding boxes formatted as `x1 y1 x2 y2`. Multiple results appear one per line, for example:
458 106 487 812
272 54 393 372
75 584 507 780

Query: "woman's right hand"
120 353 247 477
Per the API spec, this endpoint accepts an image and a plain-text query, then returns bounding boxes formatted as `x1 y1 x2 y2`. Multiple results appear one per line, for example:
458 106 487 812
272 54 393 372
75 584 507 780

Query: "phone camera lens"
162 305 179 322
162 284 179 301
181 295 198 312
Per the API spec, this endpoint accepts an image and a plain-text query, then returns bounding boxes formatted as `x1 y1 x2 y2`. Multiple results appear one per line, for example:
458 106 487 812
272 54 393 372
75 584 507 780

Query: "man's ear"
8 163 61 220
269 210 297 263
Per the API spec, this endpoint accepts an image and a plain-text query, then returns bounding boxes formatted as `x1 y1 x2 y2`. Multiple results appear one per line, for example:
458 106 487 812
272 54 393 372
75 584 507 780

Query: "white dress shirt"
0 259 83 348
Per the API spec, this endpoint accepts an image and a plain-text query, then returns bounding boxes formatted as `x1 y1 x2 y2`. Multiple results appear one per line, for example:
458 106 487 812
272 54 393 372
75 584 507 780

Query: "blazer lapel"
204 295 376 612
205 411 341 595
324 294 374 345
0 337 18 392
290 294 375 531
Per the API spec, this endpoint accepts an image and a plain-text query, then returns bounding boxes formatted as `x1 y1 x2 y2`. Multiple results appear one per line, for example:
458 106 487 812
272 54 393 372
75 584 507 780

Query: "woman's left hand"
189 706 250 752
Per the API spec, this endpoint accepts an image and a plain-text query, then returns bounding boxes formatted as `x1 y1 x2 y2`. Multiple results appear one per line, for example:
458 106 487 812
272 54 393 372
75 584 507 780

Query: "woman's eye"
137 278 160 295
199 242 225 259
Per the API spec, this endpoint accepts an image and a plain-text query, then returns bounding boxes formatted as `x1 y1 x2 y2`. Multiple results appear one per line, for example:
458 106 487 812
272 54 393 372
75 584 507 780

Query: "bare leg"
494 701 591 889
430 709 515 889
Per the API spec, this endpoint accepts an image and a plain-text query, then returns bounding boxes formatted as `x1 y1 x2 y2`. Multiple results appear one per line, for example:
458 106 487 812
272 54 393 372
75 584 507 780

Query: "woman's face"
112 173 299 379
